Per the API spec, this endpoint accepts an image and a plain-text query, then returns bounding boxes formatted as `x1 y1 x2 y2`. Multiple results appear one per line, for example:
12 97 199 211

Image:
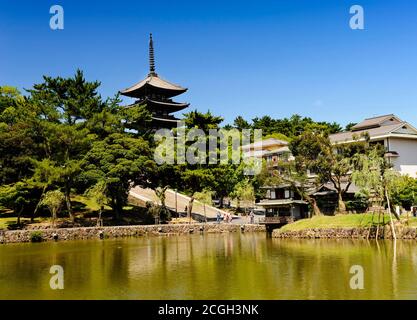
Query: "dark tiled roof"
351 114 401 131
330 123 405 143
121 74 187 98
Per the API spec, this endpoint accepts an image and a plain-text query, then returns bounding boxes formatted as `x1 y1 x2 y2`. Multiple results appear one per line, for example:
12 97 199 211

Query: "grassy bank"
0 195 149 230
279 213 417 232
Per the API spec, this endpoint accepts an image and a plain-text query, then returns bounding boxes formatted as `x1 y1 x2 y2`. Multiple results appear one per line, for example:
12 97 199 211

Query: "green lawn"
72 195 133 212
0 217 48 230
71 195 106 211
0 193 149 230
0 217 18 230
280 213 396 232
408 217 417 227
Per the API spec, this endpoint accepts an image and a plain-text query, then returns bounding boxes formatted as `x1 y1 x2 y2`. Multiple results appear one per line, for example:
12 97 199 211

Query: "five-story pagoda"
120 34 189 129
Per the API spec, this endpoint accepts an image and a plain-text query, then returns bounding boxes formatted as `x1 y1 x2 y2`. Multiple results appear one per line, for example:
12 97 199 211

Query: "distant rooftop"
263 146 291 156
330 114 417 144
351 114 402 131
241 138 288 151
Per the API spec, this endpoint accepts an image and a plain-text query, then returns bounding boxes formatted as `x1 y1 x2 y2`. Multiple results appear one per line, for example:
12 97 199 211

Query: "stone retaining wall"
273 225 417 240
0 224 266 244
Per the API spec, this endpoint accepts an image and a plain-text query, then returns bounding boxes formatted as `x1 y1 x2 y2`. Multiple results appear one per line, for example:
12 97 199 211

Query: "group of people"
216 211 233 223
216 210 256 224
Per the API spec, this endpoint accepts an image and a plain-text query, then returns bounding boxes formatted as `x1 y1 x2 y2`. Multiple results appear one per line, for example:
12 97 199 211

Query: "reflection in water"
0 233 417 300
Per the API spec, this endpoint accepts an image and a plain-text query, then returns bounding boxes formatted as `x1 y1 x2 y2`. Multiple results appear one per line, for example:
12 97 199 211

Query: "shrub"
346 198 368 213
30 231 43 243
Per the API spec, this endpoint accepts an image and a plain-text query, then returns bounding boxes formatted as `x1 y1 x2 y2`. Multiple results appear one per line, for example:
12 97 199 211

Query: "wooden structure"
120 34 189 129
257 184 309 233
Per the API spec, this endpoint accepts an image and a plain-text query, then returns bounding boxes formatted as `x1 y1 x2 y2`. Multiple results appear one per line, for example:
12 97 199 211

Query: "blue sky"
1 0 417 127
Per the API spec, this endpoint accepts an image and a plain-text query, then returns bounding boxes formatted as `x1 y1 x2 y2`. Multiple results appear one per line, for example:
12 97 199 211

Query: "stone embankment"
273 225 417 240
0 223 265 244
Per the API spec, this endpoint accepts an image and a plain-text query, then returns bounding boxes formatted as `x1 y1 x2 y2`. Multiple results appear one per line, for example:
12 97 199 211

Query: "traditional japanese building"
120 34 189 129
258 183 309 233
330 114 417 178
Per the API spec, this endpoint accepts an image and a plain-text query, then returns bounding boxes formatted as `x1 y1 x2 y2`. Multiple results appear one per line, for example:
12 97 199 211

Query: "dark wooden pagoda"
120 34 189 129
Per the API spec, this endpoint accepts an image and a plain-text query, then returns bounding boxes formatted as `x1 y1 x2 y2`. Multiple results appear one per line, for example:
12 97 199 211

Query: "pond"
1 233 417 299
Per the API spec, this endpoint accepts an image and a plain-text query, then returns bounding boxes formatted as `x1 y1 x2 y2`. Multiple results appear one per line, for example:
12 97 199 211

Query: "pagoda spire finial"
149 33 157 76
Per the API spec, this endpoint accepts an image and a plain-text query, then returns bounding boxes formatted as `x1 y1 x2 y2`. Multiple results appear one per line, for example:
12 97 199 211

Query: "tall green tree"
183 110 223 131
25 71 103 220
27 69 103 125
83 133 156 219
40 190 65 228
352 149 402 239
391 176 417 209
233 116 251 130
85 181 108 226
0 182 30 226
0 87 42 185
290 131 366 213
230 179 255 213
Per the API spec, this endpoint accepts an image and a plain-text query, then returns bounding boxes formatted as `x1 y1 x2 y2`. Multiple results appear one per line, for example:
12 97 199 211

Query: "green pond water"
1 232 417 300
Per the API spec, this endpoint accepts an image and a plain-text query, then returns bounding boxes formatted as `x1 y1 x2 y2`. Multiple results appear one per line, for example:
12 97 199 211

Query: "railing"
266 160 290 168
259 216 294 224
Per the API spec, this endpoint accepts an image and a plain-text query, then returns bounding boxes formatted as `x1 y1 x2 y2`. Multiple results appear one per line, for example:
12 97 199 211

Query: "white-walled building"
330 114 417 178
241 138 289 159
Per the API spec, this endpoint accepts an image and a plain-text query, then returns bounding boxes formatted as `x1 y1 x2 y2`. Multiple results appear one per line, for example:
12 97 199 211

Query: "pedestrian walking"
216 210 221 224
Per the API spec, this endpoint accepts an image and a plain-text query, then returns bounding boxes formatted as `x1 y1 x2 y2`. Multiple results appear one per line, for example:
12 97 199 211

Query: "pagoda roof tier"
145 98 189 112
120 74 187 99
152 116 181 129
126 98 189 112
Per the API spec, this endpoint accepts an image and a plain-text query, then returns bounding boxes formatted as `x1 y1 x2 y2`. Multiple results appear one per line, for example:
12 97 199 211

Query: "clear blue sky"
1 0 417 127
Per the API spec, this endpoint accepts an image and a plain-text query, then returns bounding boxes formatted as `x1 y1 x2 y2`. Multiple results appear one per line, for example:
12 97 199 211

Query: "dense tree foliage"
83 133 156 218
0 71 157 224
2 70 415 228
290 131 367 212
230 114 342 138
352 149 403 239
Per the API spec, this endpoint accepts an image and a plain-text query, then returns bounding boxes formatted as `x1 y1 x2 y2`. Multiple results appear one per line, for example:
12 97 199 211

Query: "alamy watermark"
48 4 365 31
349 265 364 290
154 123 263 175
350 5 365 30
50 5 64 30
49 265 64 290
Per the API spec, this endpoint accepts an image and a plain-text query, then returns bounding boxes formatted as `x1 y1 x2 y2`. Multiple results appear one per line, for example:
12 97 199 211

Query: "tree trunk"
312 198 322 216
114 197 123 221
293 183 322 217
17 206 23 226
338 191 347 214
187 197 194 224
65 185 74 223
97 205 103 227
385 188 397 240
367 211 375 240
110 195 121 220
32 185 47 223
52 209 57 228
304 194 322 217
376 210 381 240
